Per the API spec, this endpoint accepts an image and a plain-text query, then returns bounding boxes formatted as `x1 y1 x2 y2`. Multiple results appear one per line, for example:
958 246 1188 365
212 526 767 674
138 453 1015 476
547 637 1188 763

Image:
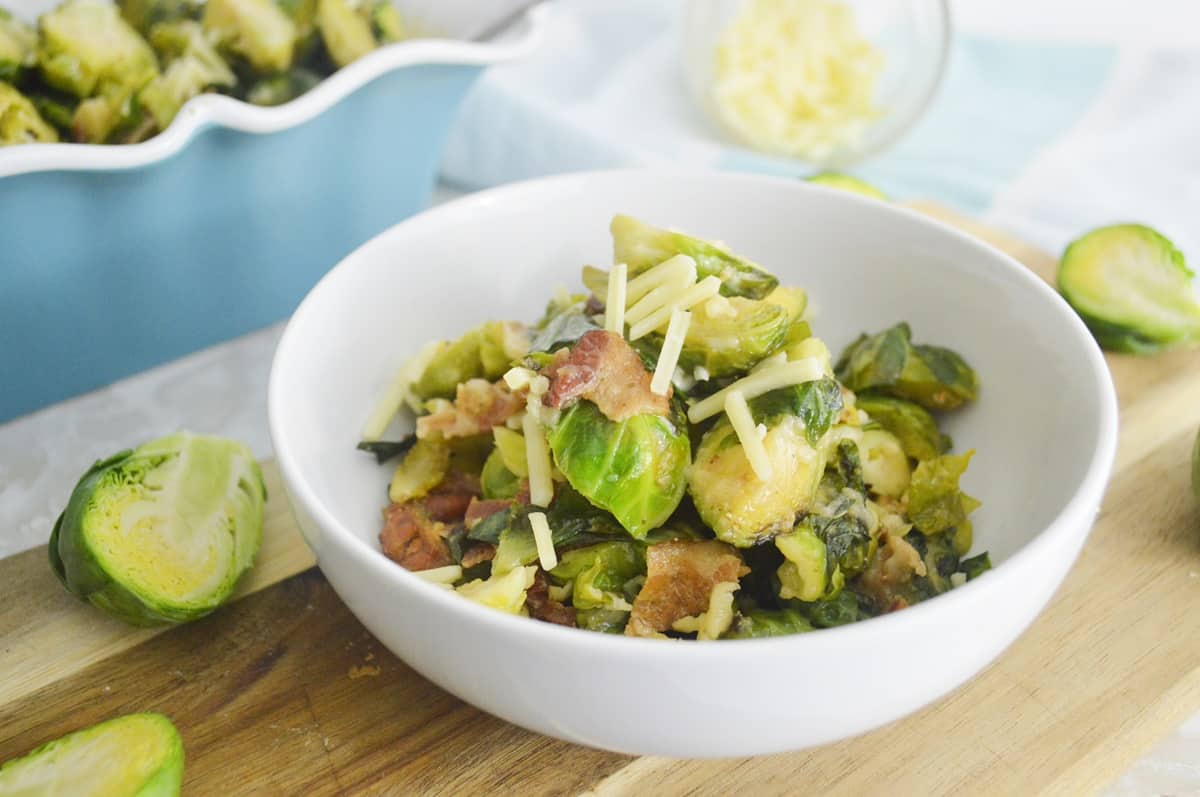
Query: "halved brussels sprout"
855 394 950 461
370 0 405 42
859 429 910 497
0 9 36 80
119 0 202 35
0 713 184 796
480 448 519 500
610 214 779 299
810 479 877 578
805 172 887 199
139 21 236 129
0 82 59 144
675 294 791 378
775 523 840 602
1058 224 1200 354
549 540 644 610
315 0 374 67
203 0 297 73
456 564 536 614
388 438 450 503
413 321 528 400
725 607 814 638
49 432 266 626
38 0 159 98
835 322 979 411
906 450 978 536
546 400 690 539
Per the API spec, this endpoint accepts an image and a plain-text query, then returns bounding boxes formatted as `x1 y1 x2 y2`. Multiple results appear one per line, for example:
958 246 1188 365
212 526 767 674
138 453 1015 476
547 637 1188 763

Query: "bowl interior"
272 171 1108 571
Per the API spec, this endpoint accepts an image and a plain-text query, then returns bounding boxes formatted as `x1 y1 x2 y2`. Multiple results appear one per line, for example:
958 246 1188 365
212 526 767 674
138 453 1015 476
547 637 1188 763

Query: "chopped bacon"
526 569 576 627
857 530 926 613
423 470 480 523
416 379 523 440
379 502 453 571
464 497 512 529
626 540 748 638
460 542 497 569
543 330 669 422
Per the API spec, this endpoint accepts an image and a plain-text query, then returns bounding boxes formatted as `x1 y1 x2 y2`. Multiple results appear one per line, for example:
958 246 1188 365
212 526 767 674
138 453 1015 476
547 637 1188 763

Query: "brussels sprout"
689 412 824 547
119 0 202 35
139 21 236 129
203 0 297 73
675 294 791 377
906 450 978 536
835 322 979 411
798 589 866 628
859 429 910 497
549 540 644 610
49 432 265 626
480 448 520 500
725 607 814 638
546 400 690 539
908 532 960 597
855 394 950 461
0 713 184 796
809 483 876 578
775 523 840 602
0 82 59 144
38 0 159 98
242 66 319 105
456 564 537 614
486 486 627 571
0 8 36 80
315 0 374 66
1058 224 1200 354
610 214 779 299
805 172 887 200
370 0 405 42
356 436 415 464
413 321 528 400
960 551 991 580
576 608 629 634
387 438 449 503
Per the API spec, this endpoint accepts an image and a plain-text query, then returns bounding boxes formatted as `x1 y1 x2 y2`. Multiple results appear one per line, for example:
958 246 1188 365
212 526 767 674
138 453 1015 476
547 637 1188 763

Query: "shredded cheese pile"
711 0 885 161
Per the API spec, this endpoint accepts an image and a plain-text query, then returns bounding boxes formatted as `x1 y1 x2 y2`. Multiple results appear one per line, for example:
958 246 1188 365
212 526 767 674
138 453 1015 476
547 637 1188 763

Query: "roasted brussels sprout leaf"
800 589 867 628
316 0 375 66
576 608 629 634
675 294 792 377
1058 224 1200 354
529 309 600 354
775 523 839 602
139 20 236 129
0 82 59 144
855 394 950 461
835 322 979 411
119 0 202 35
0 8 36 80
480 447 520 500
50 432 266 626
456 565 536 614
611 214 779 299
0 713 184 796
244 66 322 105
960 551 992 581
203 0 297 73
547 400 690 539
907 451 978 536
550 541 644 610
809 485 875 578
751 378 843 447
413 321 528 400
725 607 814 638
356 436 416 465
805 172 887 200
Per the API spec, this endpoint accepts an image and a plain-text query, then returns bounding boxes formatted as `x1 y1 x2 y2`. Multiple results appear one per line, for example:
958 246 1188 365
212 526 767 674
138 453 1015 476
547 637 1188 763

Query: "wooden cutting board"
3 206 1199 796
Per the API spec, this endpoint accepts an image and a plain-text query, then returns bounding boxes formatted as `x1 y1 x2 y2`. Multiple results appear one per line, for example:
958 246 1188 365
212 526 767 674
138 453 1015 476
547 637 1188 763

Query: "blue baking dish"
0 2 544 422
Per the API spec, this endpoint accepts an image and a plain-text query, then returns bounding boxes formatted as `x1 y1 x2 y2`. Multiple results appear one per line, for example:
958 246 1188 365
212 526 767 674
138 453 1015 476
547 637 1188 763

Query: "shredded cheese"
415 564 462 584
671 581 739 640
950 572 967 588
625 254 696 305
361 339 442 440
605 262 628 335
528 511 558 571
725 390 772 480
625 264 698 326
523 412 554 507
651 308 691 396
688 357 825 423
629 276 722 340
503 366 537 391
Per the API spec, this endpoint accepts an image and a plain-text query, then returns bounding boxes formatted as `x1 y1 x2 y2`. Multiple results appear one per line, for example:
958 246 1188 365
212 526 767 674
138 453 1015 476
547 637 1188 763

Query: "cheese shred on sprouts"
724 390 773 480
651 308 692 396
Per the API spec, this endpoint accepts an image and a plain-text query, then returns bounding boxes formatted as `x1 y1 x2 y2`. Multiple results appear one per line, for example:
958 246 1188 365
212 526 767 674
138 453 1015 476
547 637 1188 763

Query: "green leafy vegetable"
118 0 202 35
413 321 528 400
835 323 979 411
0 82 59 144
138 20 236 129
315 0 374 66
549 541 644 609
906 451 978 536
799 589 867 628
675 294 792 377
725 607 814 638
855 394 950 461
960 551 991 580
1058 224 1200 354
0 8 36 80
805 172 887 200
750 377 844 447
775 523 840 601
547 400 690 539
610 214 779 299
576 608 629 634
528 310 600 354
243 67 321 106
203 0 296 72
0 713 184 796
49 432 265 626
479 448 520 500
356 436 416 465
809 484 875 578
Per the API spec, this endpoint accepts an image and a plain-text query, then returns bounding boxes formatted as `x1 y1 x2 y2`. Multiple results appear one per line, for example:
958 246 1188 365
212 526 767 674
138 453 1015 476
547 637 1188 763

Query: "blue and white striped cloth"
441 0 1200 263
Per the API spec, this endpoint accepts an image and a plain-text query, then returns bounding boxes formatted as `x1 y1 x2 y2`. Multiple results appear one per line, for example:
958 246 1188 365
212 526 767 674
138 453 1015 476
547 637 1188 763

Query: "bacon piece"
526 569 576 627
626 540 748 638
379 502 453 571
422 469 480 523
416 379 523 440
857 530 927 613
460 542 497 569
464 497 512 529
543 330 669 422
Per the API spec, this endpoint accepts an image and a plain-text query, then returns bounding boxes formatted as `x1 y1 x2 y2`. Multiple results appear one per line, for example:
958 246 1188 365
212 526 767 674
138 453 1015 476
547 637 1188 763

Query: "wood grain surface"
2 207 1198 796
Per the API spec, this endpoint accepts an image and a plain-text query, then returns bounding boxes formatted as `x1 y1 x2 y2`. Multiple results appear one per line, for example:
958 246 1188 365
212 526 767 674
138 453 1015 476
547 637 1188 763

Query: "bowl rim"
0 4 548 179
268 168 1120 658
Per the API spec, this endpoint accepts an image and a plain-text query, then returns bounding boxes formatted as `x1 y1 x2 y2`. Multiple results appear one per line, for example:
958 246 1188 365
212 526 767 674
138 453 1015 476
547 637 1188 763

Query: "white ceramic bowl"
268 171 1118 757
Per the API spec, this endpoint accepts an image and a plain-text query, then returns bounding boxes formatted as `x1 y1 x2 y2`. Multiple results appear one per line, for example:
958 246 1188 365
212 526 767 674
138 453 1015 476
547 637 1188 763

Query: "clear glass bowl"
681 0 951 168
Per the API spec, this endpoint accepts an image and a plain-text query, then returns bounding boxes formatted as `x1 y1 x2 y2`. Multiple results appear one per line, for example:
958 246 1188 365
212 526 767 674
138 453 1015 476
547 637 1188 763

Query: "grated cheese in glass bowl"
682 0 950 167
